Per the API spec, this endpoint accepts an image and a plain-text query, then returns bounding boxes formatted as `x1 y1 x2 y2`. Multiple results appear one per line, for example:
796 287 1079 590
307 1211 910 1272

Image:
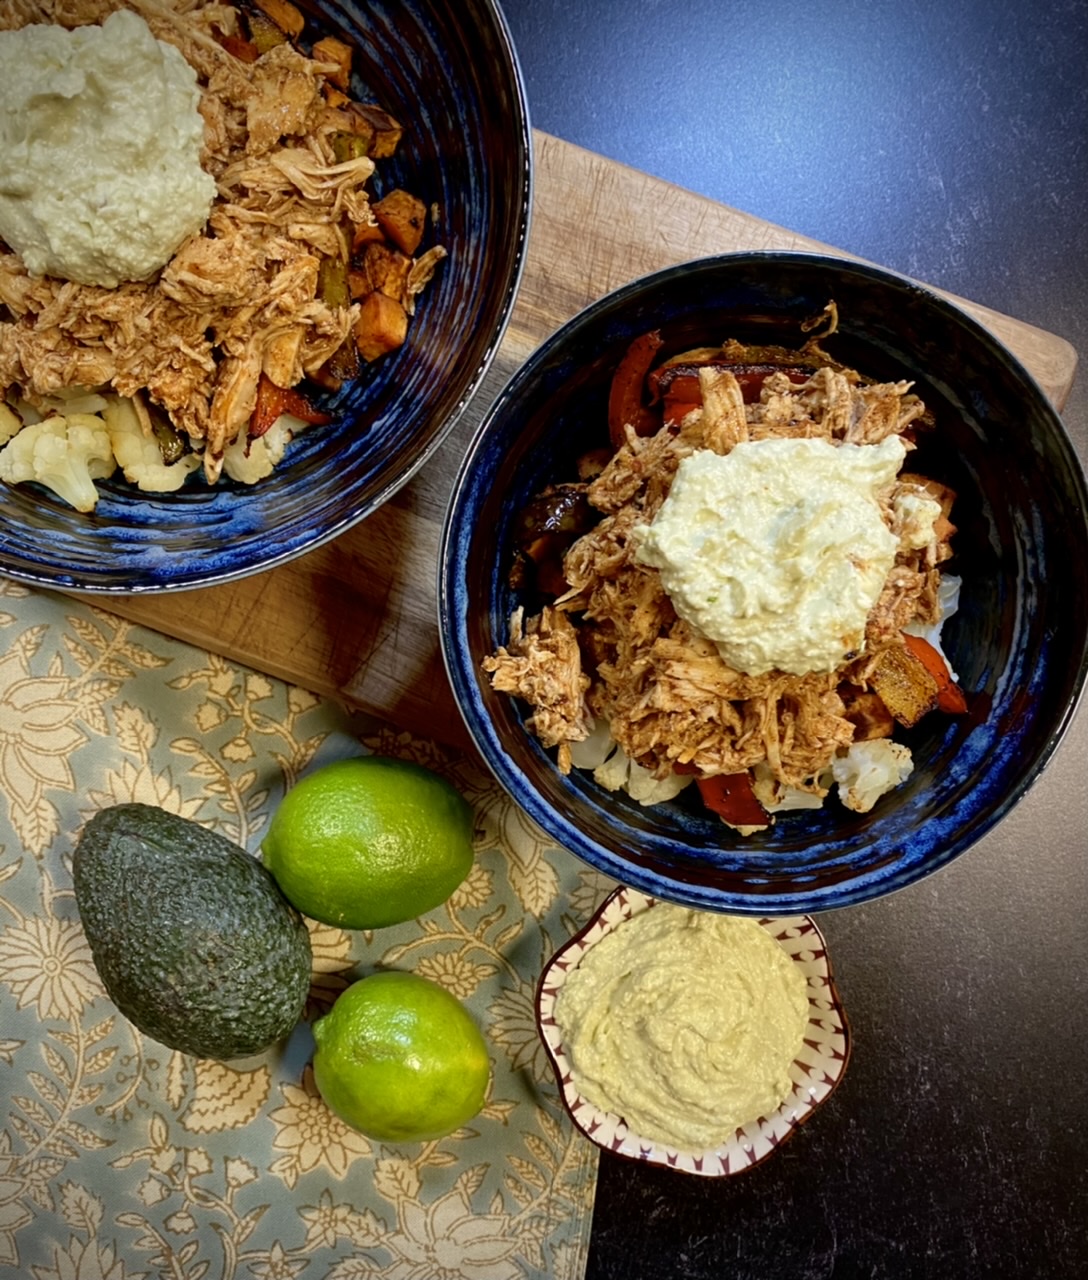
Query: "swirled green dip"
555 904 809 1150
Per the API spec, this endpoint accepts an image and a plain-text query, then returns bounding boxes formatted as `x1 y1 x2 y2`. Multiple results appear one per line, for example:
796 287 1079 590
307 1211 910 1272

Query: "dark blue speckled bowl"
0 0 530 593
439 251 1088 913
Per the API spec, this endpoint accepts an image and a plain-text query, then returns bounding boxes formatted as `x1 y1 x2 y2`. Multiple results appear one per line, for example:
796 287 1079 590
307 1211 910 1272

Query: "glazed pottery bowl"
0 0 530 592
535 887 850 1176
439 251 1088 913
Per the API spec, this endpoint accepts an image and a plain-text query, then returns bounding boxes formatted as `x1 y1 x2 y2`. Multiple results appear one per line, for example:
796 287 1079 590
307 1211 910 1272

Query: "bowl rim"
0 0 534 595
535 886 852 1176
437 248 1088 913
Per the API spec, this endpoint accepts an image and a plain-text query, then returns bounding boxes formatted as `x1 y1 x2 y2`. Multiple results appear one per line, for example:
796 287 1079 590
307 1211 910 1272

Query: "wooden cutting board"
89 130 1079 751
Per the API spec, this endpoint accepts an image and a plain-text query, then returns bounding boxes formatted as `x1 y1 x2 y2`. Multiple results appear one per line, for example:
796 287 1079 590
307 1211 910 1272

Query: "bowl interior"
0 0 531 592
440 252 1088 913
535 888 850 1176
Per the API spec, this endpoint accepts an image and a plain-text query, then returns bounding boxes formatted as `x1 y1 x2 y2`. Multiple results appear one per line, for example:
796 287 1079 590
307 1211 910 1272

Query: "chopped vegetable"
312 35 352 90
351 242 411 303
353 292 408 361
607 330 663 448
0 413 116 512
249 0 304 39
866 642 942 728
695 773 770 830
372 189 428 256
250 374 332 439
331 130 370 165
831 740 914 813
346 104 403 158
902 632 968 713
317 256 351 310
104 397 201 493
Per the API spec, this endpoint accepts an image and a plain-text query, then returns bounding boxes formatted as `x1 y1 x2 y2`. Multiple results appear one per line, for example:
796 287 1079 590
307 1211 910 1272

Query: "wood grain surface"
87 130 1079 749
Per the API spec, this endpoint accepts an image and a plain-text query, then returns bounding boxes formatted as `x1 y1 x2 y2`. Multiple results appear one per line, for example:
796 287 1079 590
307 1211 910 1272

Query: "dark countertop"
497 1 1088 1275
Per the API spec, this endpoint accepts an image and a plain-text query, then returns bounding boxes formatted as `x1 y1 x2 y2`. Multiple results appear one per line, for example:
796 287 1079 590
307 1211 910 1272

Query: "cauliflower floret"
0 413 116 512
103 396 201 492
751 760 829 814
831 739 914 814
568 718 619 770
592 739 693 806
221 414 306 485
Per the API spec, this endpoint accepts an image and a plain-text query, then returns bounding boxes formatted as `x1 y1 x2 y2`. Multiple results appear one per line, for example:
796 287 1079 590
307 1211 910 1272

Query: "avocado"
73 803 312 1061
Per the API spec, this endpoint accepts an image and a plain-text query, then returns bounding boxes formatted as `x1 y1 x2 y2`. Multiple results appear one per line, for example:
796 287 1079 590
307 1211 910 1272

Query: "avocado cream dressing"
555 904 809 1150
634 435 935 676
0 9 216 287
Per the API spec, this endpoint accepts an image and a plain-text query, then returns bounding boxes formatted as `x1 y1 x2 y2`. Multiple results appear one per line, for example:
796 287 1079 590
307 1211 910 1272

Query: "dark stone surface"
498 0 1088 1274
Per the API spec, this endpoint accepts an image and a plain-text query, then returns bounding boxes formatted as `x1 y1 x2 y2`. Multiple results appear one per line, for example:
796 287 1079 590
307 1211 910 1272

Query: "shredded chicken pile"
0 0 443 482
484 359 955 796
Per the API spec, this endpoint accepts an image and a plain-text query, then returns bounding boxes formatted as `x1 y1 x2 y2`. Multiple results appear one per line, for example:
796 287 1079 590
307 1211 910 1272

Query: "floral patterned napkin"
0 578 606 1280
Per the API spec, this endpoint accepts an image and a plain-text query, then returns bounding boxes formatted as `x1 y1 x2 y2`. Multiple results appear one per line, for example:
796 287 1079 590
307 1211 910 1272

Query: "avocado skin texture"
73 803 312 1061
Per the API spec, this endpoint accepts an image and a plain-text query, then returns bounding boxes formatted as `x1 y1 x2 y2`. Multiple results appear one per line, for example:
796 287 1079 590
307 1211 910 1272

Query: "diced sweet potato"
866 643 941 728
250 0 304 39
353 292 408 362
351 220 386 252
372 189 427 255
351 241 411 302
312 35 352 89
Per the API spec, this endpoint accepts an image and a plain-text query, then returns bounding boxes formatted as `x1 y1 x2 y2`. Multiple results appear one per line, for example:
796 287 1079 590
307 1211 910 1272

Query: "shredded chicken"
484 360 955 806
0 0 441 484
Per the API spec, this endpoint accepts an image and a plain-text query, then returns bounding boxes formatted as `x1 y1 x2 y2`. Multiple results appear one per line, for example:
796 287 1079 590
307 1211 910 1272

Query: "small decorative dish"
536 886 850 1176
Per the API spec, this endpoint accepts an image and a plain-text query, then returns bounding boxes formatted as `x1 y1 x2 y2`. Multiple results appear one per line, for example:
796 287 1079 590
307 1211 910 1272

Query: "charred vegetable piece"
695 772 770 829
607 330 664 448
372 189 428 256
250 374 332 439
350 104 404 158
351 242 411 303
866 642 941 728
901 633 967 713
150 414 188 466
655 362 814 405
317 256 350 310
515 483 593 544
331 130 370 164
353 292 408 361
313 338 362 392
509 483 595 595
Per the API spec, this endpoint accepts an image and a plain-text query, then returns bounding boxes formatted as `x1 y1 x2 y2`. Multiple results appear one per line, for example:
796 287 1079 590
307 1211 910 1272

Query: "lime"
312 971 491 1141
261 755 474 930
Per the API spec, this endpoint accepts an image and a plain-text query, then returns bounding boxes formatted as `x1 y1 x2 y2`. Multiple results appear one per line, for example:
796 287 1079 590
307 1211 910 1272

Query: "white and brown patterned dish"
535 886 850 1177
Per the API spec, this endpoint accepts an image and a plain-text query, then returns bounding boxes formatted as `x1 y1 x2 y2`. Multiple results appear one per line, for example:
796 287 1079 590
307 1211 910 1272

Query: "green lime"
312 971 491 1141
261 755 474 930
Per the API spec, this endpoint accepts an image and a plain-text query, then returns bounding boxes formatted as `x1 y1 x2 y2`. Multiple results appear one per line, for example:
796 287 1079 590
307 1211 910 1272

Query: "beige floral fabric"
0 579 607 1280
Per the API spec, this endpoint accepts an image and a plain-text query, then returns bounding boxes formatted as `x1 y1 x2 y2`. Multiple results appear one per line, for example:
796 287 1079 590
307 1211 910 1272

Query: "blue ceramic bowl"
439 251 1088 914
0 0 530 593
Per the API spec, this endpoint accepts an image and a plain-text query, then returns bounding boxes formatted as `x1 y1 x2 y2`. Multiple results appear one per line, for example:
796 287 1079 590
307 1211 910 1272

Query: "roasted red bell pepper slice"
653 362 813 404
607 330 664 448
695 772 770 828
901 633 967 714
250 374 333 439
